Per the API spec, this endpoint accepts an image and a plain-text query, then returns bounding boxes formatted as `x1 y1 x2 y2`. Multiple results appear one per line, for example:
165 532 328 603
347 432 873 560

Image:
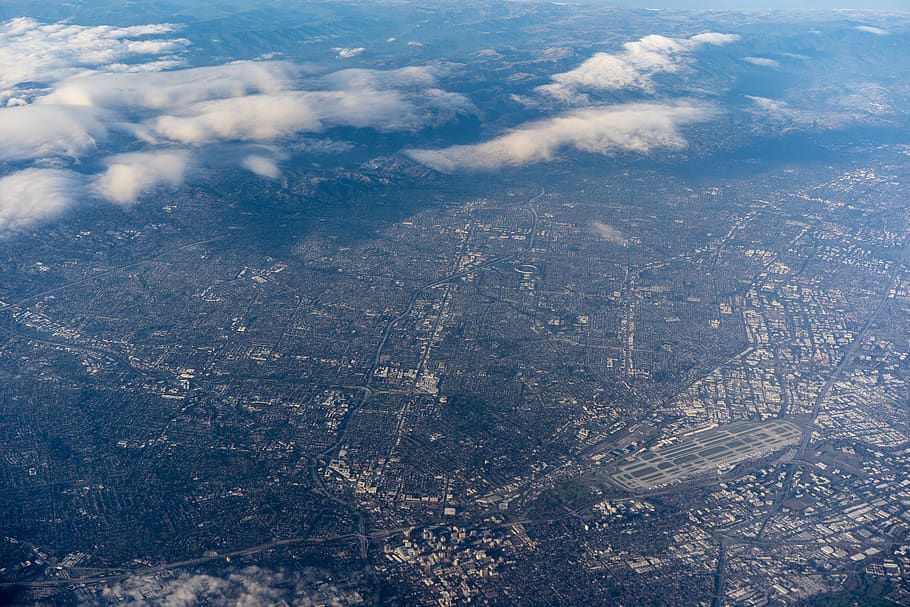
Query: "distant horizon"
599 0 908 10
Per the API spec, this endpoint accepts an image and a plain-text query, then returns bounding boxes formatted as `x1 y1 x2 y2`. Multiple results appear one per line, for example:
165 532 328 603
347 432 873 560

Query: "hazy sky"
609 0 908 9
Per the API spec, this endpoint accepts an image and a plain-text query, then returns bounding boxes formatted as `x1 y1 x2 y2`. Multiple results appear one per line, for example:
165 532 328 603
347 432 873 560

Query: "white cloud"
744 56 780 68
320 66 438 90
0 168 84 232
40 61 297 110
0 18 476 232
94 151 190 204
149 89 421 143
103 59 187 73
82 566 356 607
318 67 476 121
745 95 810 127
301 87 424 130
688 33 740 46
32 61 468 147
0 104 106 161
130 65 472 145
537 32 739 101
148 93 320 143
334 47 365 58
0 17 187 105
408 101 715 172
92 569 283 607
855 25 889 35
0 19 470 150
591 221 628 246
242 155 281 179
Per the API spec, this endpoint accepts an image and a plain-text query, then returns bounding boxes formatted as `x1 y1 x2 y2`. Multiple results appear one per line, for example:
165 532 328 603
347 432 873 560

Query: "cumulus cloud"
0 17 187 105
149 93 320 143
0 104 106 161
591 221 628 246
90 568 284 607
93 151 190 204
83 566 359 607
27 58 469 148
746 95 807 124
334 47 365 58
321 66 476 118
407 101 715 172
688 33 740 46
40 61 296 110
320 66 437 90
0 16 477 232
134 65 472 144
0 168 84 232
744 56 780 68
242 155 282 178
148 89 425 143
855 25 888 35
537 32 739 101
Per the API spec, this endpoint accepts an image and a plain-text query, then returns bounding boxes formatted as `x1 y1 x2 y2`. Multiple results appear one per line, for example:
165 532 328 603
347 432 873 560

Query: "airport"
613 420 803 491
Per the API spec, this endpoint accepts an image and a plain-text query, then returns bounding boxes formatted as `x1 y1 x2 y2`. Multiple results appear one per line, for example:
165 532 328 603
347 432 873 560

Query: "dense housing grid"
0 3 910 606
